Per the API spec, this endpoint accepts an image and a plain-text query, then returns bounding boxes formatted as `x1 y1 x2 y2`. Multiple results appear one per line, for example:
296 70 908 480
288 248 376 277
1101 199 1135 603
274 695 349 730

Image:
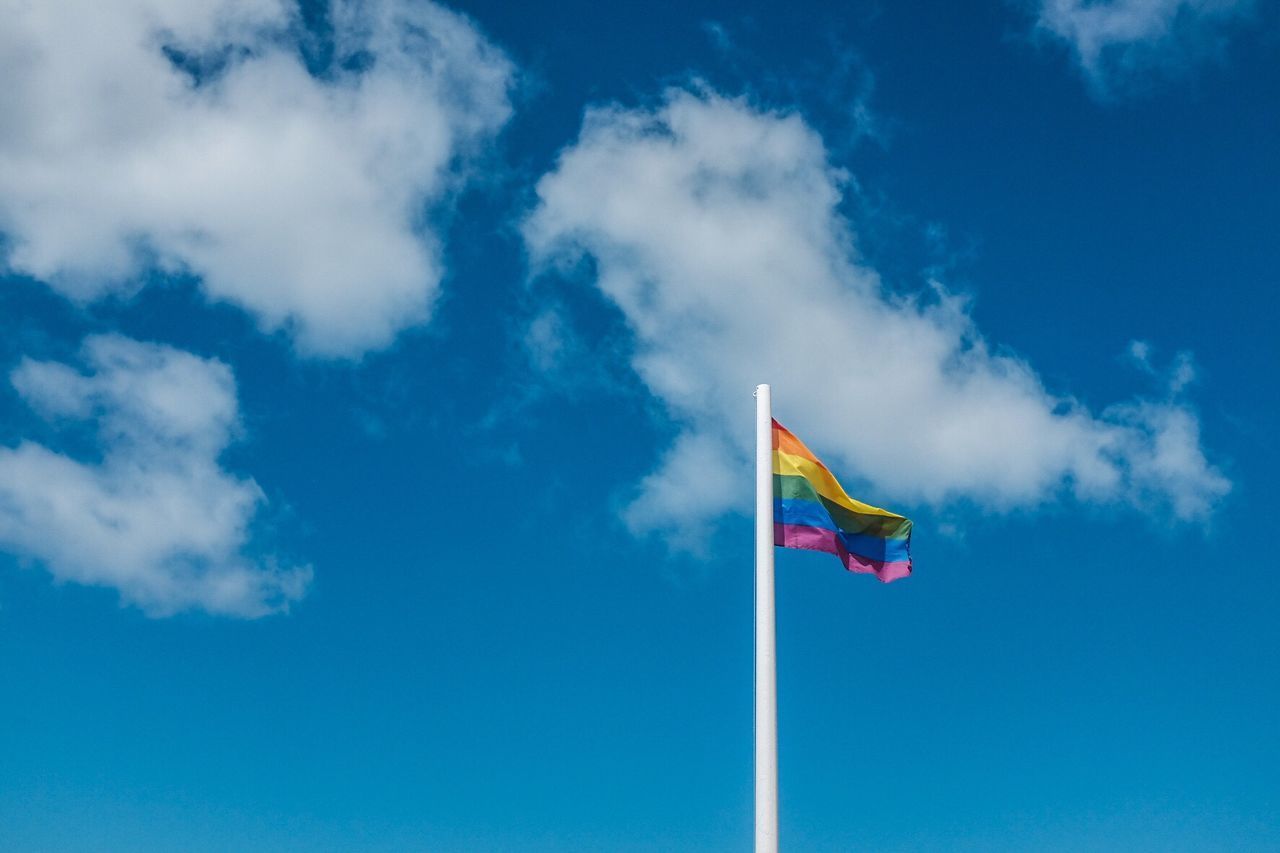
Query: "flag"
772 418 912 582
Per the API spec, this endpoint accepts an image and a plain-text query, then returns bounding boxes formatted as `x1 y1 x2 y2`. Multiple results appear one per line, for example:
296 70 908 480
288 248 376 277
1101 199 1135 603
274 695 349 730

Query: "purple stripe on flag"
775 523 912 583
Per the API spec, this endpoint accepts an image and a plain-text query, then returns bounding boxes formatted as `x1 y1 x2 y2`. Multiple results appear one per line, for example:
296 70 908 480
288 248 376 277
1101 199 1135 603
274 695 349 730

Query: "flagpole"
754 383 778 853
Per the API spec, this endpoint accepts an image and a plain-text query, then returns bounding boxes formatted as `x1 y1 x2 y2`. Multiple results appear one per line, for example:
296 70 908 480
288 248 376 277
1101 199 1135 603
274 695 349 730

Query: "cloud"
0 0 513 356
1127 339 1198 395
524 89 1229 540
1033 0 1254 94
524 308 569 374
0 335 310 617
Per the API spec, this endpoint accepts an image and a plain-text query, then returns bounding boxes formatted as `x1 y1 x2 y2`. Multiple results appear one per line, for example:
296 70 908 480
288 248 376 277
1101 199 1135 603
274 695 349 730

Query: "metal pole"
754 384 778 853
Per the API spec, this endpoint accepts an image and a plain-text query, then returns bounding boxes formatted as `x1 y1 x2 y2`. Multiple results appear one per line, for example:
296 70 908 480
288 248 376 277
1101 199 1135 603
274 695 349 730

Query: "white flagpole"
754 383 778 853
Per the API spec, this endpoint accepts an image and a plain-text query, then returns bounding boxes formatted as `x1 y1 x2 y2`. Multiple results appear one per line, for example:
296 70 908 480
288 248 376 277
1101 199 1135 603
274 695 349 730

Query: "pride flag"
772 419 912 582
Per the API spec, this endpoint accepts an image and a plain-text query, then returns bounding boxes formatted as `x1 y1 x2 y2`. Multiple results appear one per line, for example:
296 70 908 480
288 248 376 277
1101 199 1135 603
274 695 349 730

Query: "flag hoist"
753 384 913 852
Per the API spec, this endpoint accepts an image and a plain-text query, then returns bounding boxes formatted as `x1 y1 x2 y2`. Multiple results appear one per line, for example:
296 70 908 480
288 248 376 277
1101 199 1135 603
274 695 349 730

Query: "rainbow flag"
773 419 912 582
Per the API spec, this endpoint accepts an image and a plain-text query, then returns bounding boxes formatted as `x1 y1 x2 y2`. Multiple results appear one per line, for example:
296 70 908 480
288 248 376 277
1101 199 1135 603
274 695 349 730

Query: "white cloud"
524 308 568 373
0 0 513 356
1127 339 1198 395
1034 0 1253 94
0 335 310 617
524 89 1229 540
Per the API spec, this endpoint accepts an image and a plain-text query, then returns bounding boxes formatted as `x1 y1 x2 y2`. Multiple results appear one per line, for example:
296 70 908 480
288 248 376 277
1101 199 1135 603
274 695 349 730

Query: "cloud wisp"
524 89 1229 542
0 335 310 617
1033 0 1254 95
0 0 513 356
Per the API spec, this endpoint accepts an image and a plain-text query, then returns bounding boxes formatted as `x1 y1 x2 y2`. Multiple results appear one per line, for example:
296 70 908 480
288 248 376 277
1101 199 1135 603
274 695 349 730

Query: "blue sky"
1 0 1277 850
